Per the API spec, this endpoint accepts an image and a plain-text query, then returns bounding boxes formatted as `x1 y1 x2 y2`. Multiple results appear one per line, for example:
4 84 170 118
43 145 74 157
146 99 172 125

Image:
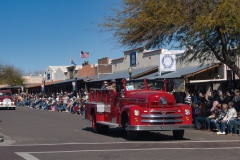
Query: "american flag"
80 51 89 58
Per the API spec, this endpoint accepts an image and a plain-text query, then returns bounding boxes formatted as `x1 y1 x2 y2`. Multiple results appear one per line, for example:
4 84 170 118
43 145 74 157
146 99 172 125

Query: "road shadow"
83 127 190 141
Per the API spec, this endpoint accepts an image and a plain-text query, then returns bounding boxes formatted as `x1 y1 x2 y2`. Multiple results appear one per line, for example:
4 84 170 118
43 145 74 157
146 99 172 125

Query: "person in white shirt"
217 102 237 135
184 89 192 105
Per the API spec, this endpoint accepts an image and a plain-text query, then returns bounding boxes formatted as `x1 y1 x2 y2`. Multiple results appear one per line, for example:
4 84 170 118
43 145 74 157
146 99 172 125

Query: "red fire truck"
85 78 194 140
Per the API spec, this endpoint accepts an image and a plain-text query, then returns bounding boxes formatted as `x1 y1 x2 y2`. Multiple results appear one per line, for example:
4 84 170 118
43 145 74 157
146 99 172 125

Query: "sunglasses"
104 83 108 84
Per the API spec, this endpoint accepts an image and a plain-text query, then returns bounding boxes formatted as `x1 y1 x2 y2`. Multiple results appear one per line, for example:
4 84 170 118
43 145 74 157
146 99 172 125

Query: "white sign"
159 54 176 71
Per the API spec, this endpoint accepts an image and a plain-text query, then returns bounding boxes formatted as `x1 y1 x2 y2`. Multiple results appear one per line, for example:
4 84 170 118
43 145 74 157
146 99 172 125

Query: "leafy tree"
103 0 240 77
0 63 25 86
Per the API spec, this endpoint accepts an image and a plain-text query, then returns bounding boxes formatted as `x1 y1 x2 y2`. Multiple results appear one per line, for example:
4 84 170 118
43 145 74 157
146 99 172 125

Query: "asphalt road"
0 107 240 160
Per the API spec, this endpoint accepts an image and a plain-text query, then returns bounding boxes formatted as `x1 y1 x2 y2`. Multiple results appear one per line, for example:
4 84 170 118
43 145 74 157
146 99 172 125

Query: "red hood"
0 95 13 101
127 90 175 103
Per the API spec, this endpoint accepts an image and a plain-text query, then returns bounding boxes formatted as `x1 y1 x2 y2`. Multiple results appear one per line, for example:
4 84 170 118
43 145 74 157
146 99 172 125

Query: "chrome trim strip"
141 119 183 123
97 121 119 127
126 124 194 131
141 114 183 118
149 110 176 113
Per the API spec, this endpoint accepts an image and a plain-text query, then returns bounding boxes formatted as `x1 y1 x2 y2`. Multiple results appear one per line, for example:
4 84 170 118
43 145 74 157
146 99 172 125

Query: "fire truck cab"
85 78 194 140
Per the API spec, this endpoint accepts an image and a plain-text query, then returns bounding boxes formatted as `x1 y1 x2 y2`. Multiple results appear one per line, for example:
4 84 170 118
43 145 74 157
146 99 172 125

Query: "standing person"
184 89 192 105
223 91 232 104
107 79 117 91
194 99 207 130
62 92 69 110
212 90 221 103
232 89 240 112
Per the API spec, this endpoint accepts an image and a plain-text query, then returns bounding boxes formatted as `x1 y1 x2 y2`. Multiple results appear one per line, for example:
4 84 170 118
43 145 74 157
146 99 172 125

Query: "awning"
146 63 221 79
89 66 158 82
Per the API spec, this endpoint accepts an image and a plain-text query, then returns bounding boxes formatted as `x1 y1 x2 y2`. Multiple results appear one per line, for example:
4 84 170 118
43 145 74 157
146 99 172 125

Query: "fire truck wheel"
91 113 101 133
172 130 184 140
127 131 138 140
92 113 109 134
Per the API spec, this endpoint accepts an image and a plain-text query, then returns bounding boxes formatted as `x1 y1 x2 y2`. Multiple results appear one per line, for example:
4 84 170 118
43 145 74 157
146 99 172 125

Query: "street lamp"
128 67 132 80
73 67 78 97
42 77 46 94
21 82 25 94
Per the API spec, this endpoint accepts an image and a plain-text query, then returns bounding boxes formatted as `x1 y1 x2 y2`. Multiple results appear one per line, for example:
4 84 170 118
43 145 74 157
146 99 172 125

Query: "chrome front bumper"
126 124 194 131
0 105 16 108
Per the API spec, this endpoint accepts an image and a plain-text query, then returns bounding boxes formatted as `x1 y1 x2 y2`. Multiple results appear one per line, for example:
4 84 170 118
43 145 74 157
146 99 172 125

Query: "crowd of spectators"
14 80 240 136
187 88 240 135
15 79 117 115
15 91 87 115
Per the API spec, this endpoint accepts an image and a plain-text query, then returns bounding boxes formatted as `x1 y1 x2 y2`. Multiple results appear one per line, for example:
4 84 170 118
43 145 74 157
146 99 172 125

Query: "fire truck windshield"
126 79 165 91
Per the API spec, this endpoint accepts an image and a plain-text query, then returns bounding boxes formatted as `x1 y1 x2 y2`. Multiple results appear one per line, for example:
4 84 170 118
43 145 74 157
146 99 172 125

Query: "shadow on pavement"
83 127 190 141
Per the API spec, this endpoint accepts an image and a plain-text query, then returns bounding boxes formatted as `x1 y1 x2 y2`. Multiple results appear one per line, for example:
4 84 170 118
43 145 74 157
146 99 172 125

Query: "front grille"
141 110 183 125
150 101 174 108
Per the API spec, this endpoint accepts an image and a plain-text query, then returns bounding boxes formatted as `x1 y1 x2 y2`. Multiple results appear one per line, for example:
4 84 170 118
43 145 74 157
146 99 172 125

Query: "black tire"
92 112 100 133
91 112 109 134
121 112 128 128
172 130 184 140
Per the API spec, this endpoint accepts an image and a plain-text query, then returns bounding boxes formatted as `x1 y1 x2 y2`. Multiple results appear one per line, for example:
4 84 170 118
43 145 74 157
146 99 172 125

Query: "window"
47 73 51 80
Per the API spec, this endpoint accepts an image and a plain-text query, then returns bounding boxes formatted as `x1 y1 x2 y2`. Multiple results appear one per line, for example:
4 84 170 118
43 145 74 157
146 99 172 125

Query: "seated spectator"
204 101 220 131
65 98 73 112
217 102 238 135
234 112 240 135
211 103 228 131
49 98 58 111
42 98 50 110
70 97 78 113
56 99 66 112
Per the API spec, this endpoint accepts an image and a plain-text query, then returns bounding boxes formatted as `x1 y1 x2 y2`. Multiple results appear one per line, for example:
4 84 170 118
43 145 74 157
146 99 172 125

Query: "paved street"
0 107 240 160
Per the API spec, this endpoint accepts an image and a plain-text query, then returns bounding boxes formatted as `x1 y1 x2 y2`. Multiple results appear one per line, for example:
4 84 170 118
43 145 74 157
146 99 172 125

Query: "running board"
97 121 119 127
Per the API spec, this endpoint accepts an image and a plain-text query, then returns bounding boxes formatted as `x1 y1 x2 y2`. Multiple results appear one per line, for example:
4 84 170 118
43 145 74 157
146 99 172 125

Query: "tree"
103 0 240 77
0 63 25 86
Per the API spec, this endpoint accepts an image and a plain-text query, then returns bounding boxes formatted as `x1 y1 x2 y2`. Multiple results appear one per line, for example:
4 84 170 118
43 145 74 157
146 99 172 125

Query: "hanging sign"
159 54 176 71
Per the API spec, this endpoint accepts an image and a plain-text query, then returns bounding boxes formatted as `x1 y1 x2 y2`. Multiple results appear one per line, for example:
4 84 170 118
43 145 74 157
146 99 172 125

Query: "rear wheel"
172 130 184 140
92 112 100 133
91 112 109 134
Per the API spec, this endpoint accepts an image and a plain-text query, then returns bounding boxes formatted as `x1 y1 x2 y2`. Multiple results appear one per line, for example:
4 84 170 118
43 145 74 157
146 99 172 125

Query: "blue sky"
0 0 127 74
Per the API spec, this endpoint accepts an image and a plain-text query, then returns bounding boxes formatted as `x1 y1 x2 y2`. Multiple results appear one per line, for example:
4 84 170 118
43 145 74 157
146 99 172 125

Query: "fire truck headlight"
134 110 140 116
185 109 191 115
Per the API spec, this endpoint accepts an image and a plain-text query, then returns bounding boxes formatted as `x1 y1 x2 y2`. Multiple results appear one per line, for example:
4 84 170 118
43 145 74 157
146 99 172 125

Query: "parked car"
0 90 16 110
